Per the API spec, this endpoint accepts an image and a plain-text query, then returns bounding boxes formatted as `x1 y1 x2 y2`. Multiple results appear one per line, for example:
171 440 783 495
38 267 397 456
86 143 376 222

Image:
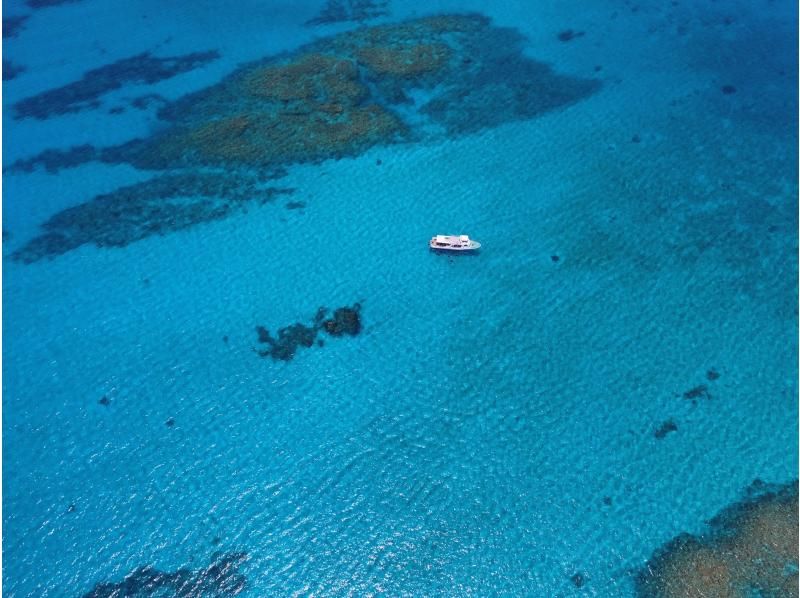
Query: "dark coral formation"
306 0 389 26
557 29 585 42
683 384 711 401
27 0 83 7
3 60 26 81
12 173 293 263
13 51 219 119
255 304 362 361
81 552 248 598
636 480 798 598
130 93 167 110
570 572 586 588
706 369 720 381
322 306 362 336
654 419 678 439
3 16 29 38
7 144 98 174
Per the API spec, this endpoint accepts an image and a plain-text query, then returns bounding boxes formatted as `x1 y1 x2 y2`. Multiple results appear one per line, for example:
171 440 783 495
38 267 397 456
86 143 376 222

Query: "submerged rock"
654 420 678 439
255 303 362 361
81 551 248 597
322 305 362 336
636 480 799 597
683 384 711 401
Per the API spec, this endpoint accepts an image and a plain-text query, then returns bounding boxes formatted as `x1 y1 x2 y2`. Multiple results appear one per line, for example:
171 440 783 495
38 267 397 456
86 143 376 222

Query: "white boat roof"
434 234 470 242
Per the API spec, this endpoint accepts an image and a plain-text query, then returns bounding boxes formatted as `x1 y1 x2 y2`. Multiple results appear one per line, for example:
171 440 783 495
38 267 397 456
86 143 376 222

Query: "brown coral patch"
356 43 452 77
305 105 405 153
188 114 259 162
244 53 364 104
637 482 799 598
174 104 404 167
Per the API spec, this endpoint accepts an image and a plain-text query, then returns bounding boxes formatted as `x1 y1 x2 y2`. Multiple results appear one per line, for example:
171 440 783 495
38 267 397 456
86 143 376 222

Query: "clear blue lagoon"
3 0 797 595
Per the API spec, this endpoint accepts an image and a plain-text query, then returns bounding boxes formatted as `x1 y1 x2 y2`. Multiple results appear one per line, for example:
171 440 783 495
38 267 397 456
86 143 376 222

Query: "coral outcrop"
636 480 799 598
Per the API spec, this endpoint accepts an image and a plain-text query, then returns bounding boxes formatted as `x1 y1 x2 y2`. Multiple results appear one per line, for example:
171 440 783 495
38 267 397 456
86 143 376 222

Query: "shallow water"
3 0 797 596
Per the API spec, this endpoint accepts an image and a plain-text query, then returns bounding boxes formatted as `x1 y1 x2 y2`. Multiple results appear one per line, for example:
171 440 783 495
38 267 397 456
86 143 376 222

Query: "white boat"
429 234 481 251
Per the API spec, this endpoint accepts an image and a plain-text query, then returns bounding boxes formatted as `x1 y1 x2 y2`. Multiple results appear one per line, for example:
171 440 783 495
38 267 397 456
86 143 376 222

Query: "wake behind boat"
429 234 481 251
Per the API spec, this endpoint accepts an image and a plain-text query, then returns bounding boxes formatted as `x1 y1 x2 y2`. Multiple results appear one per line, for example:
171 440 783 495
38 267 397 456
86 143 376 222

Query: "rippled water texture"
3 0 798 595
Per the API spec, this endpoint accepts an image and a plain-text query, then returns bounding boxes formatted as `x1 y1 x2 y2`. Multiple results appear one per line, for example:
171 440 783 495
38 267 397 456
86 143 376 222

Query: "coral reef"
255 304 362 361
12 173 293 263
27 0 84 7
3 60 26 81
108 13 599 169
322 305 362 336
557 29 585 42
355 43 451 78
3 16 28 38
13 51 219 119
13 13 601 262
654 420 678 439
636 480 799 598
683 384 711 401
7 144 98 174
81 552 248 597
306 0 389 26
571 572 586 588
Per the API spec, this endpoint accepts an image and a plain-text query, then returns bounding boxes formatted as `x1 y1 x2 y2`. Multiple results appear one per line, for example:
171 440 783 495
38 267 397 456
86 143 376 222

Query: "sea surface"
2 0 798 596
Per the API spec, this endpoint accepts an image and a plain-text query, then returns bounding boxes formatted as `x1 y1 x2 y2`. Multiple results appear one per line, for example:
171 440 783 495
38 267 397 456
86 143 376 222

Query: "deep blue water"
3 0 798 596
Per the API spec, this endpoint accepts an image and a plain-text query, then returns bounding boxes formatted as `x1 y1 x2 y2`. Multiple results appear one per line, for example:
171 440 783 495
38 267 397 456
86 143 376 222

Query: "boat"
429 234 481 251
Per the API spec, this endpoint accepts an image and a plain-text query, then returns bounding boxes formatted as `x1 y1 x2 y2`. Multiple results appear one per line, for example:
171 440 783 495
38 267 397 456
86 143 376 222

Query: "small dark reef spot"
98 396 111 406
721 84 737 95
285 201 306 210
165 417 175 428
550 255 560 263
557 29 585 42
570 572 586 588
654 419 678 439
706 369 720 381
683 384 710 401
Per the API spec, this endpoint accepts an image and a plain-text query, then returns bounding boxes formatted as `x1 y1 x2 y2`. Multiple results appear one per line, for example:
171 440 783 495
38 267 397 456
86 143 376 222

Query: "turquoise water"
3 0 797 596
